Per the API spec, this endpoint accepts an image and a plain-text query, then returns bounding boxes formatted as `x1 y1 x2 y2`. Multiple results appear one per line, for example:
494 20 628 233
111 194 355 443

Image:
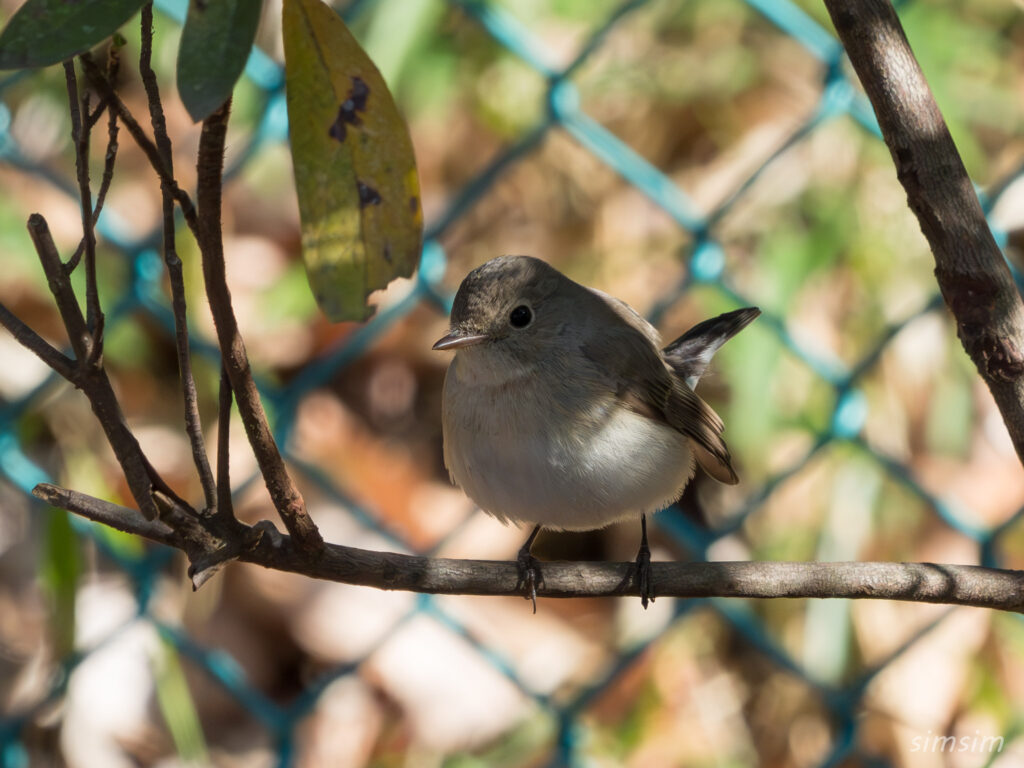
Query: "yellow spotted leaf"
282 0 423 322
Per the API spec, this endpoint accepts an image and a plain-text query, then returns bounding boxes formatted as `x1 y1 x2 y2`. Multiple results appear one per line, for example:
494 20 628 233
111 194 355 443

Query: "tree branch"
822 0 1024 463
215 364 235 523
138 3 217 514
29 213 92 363
195 101 322 551
62 61 103 343
33 483 1024 612
67 70 119 275
25 214 182 520
0 302 76 380
17 0 1020 620
78 52 200 238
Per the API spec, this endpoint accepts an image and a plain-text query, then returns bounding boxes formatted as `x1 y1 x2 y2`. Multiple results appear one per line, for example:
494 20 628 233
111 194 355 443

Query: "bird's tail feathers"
663 307 761 388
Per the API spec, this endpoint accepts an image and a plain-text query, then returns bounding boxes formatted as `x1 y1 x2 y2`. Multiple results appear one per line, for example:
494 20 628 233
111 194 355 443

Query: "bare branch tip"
31 482 60 504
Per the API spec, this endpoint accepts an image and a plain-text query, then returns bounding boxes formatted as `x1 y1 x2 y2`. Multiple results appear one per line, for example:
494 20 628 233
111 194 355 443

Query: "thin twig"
95 106 119 233
0 302 76 380
29 214 91 363
69 93 120 274
139 4 171 167
27 214 165 519
195 101 322 551
138 2 218 514
78 52 199 238
823 0 1024 464
67 107 119 275
62 61 103 340
38 485 181 544
162 198 218 514
94 47 122 230
216 364 235 522
86 94 107 130
69 47 122 273
34 483 1024 613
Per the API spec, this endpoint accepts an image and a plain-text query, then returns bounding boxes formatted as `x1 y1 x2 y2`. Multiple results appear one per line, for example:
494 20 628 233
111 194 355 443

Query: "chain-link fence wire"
1 0 1023 765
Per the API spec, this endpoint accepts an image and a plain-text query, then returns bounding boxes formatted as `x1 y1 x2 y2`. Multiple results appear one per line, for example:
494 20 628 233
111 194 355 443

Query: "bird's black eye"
509 305 532 328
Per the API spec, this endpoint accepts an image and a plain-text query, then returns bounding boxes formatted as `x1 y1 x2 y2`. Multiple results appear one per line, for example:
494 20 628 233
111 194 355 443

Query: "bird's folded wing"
580 326 739 485
665 384 738 484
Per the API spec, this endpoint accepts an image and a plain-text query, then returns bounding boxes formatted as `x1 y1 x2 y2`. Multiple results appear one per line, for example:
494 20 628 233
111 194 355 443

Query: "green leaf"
41 507 80 658
153 637 208 763
176 0 262 122
0 0 146 70
283 0 423 322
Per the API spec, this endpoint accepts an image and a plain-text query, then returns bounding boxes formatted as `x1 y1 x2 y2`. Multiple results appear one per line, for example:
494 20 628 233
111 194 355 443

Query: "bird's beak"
432 330 489 350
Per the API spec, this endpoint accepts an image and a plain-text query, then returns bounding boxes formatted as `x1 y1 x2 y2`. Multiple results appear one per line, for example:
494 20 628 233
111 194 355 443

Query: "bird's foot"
635 516 654 609
515 525 543 613
516 548 542 613
635 547 654 609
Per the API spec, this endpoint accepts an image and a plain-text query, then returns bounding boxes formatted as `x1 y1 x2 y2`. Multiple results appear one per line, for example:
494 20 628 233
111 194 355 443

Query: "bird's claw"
635 545 654 609
516 549 541 613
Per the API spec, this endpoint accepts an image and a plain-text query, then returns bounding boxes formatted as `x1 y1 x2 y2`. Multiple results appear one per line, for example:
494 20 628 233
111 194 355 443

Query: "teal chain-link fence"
1 0 1023 765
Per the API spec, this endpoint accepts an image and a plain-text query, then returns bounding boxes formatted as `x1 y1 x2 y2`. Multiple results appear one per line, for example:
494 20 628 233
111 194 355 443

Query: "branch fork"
0 6 322 561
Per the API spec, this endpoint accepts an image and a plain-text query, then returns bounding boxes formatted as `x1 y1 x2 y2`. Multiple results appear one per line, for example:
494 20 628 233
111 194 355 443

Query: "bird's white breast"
441 352 695 531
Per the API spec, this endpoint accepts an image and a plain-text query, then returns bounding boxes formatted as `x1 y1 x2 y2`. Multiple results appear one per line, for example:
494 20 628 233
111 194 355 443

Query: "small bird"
433 255 759 609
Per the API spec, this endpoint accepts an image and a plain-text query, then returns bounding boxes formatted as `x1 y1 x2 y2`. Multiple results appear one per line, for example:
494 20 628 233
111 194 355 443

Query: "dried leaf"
283 0 423 322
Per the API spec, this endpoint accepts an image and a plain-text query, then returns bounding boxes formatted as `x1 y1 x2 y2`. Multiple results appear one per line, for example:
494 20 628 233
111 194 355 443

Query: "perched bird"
433 255 759 609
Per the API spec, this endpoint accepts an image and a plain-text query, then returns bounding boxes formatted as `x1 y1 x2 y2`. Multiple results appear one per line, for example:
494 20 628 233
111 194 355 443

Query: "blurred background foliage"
1 0 1024 766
